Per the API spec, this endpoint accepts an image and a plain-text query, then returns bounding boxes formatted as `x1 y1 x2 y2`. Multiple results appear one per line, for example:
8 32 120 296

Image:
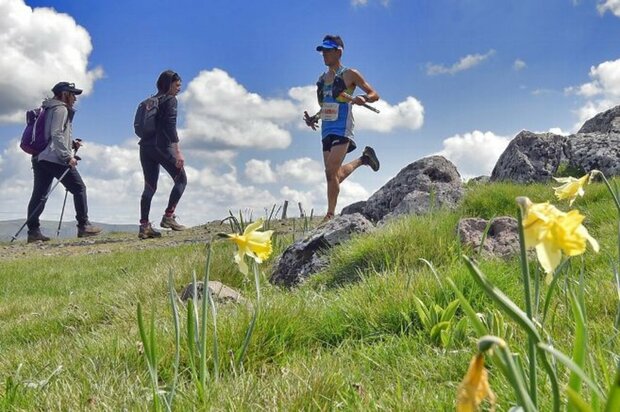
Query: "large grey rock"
491 106 620 183
490 131 568 183
458 217 519 259
341 200 367 216
566 132 620 177
270 213 374 287
578 105 620 134
381 186 463 223
363 156 463 222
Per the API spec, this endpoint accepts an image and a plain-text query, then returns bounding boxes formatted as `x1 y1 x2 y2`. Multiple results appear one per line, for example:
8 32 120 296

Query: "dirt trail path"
0 218 317 261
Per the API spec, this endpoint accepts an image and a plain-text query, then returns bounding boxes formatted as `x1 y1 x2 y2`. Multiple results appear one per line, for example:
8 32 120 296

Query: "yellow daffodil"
553 173 591 206
456 353 496 412
222 219 274 276
517 197 599 278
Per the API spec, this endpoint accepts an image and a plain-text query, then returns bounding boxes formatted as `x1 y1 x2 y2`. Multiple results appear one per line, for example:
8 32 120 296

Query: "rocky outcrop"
341 200 366 216
270 213 374 288
566 133 620 177
490 131 568 183
578 105 620 134
491 106 620 182
360 156 464 222
457 217 519 259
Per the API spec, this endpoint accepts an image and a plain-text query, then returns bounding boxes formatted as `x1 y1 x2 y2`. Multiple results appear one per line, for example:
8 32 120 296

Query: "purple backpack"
20 107 49 155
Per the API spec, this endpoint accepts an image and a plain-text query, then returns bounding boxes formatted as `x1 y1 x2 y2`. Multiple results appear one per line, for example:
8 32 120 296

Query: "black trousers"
27 158 89 231
139 145 187 222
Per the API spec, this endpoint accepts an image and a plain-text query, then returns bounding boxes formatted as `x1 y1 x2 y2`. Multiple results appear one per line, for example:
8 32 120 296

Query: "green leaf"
538 343 604 400
413 296 431 330
567 288 588 412
430 321 450 340
440 299 460 323
566 387 594 412
605 362 620 412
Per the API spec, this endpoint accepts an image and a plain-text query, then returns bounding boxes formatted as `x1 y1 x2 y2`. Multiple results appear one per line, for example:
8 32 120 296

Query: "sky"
1 0 620 227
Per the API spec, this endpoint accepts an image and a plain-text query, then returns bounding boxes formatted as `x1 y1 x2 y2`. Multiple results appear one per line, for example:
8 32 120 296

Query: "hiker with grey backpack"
23 82 102 242
134 70 187 239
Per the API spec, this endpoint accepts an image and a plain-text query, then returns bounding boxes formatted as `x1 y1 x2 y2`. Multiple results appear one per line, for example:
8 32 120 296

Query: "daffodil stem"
517 206 538 406
237 260 261 369
597 173 620 214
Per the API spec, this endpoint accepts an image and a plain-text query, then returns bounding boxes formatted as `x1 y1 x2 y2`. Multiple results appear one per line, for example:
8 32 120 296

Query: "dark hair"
323 34 344 49
156 70 181 94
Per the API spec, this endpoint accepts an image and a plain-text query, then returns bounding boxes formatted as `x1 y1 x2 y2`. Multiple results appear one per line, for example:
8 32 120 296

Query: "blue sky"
1 0 620 227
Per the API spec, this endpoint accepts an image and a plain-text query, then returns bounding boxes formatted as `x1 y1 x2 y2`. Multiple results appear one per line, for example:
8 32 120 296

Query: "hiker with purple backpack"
24 82 101 242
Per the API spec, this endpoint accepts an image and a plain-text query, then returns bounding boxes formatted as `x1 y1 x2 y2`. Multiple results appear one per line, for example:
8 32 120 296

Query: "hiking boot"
27 229 50 243
160 215 186 231
77 222 102 238
139 222 162 239
361 146 380 172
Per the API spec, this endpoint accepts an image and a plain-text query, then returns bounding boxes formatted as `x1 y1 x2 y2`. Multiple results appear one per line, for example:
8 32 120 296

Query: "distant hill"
0 219 137 242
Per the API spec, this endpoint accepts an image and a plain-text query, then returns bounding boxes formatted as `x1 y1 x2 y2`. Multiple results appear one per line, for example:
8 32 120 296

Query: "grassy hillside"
0 180 618 411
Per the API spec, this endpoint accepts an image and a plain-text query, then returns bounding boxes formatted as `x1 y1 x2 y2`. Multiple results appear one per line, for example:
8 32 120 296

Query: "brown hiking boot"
160 215 186 231
27 229 50 243
139 222 162 239
77 222 102 238
361 146 380 172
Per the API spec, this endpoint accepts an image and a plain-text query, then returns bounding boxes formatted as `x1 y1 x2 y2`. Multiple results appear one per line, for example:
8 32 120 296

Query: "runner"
304 35 381 223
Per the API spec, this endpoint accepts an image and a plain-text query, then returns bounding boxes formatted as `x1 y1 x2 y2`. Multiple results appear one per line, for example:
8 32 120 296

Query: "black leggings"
27 159 89 230
139 145 187 222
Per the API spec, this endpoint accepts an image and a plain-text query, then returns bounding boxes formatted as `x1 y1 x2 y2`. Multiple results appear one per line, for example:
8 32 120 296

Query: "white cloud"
548 127 570 136
288 84 425 133
351 0 390 7
276 157 324 184
278 180 368 216
179 69 297 151
426 50 496 76
566 57 620 130
0 0 103 123
245 159 276 184
355 97 424 132
436 130 511 178
0 139 284 227
598 0 620 16
513 59 527 71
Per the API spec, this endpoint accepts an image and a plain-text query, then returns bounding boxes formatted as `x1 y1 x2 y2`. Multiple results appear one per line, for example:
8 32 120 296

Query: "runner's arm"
346 69 379 105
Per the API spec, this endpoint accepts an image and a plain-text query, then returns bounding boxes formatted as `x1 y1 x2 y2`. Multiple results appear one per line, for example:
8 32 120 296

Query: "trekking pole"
56 139 81 238
56 191 69 238
339 92 380 113
11 167 72 242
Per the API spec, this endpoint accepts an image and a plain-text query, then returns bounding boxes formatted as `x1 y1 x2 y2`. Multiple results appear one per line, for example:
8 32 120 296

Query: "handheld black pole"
11 167 71 242
56 139 81 238
56 190 69 238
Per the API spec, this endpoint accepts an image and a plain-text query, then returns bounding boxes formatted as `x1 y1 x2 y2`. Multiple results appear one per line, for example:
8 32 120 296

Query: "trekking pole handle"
339 92 380 113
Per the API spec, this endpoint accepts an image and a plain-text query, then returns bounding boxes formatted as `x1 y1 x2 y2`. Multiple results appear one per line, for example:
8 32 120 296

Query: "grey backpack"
133 95 170 138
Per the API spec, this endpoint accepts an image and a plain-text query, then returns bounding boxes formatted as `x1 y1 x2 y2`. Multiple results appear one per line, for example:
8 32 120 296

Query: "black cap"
316 35 344 51
52 82 83 95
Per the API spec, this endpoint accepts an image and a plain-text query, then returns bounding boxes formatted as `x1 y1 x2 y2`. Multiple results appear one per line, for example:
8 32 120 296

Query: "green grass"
1 180 619 410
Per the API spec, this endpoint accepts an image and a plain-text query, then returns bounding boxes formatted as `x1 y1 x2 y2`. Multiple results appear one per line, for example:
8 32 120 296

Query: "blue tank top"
318 67 355 139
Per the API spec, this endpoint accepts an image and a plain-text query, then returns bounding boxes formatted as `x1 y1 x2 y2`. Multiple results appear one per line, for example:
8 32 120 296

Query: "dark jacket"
140 95 179 147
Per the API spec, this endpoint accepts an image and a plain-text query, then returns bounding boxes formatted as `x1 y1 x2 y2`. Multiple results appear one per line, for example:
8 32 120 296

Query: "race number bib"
321 103 339 121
